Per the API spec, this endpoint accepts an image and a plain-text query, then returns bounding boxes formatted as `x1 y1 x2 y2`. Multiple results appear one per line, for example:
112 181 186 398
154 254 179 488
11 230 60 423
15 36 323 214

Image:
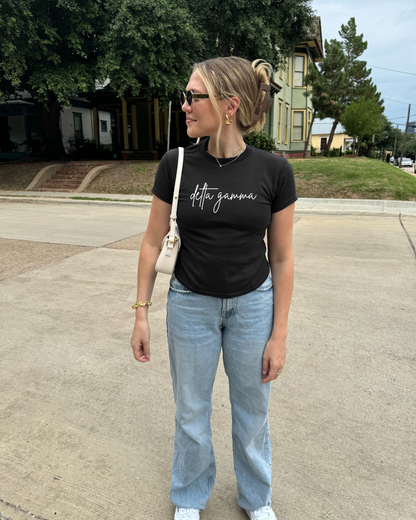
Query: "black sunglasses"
180 90 210 106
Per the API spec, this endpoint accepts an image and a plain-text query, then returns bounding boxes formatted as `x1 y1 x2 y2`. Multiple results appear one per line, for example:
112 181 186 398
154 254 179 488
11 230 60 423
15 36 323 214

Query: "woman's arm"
130 196 171 363
262 202 295 383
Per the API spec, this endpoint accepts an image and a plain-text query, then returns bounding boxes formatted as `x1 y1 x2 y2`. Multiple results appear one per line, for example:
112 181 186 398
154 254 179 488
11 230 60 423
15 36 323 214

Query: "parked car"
400 157 413 167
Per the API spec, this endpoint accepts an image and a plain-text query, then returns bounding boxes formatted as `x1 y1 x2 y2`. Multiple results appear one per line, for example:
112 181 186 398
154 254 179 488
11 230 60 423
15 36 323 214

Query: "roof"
0 100 38 117
312 118 347 135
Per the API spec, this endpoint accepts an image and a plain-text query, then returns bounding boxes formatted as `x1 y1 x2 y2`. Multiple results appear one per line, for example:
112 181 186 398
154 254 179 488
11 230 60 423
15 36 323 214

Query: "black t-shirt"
152 139 297 298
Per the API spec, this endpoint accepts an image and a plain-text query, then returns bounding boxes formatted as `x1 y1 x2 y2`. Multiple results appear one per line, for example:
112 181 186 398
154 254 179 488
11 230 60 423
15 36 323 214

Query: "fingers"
131 340 150 363
262 358 284 383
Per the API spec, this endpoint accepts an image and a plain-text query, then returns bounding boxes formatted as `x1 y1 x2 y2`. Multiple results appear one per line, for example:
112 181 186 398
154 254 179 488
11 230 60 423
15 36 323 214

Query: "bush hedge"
244 131 277 152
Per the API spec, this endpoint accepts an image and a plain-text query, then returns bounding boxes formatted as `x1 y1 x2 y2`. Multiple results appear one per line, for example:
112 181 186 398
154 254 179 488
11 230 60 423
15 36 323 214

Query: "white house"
0 93 113 159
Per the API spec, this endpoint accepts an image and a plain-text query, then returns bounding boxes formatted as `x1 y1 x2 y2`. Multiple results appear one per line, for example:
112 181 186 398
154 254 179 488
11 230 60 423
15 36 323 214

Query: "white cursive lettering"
212 191 257 213
190 183 257 213
190 183 218 210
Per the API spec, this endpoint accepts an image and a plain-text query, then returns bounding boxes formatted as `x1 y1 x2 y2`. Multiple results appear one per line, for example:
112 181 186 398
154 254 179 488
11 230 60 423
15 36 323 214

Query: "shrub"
67 137 117 160
244 131 277 152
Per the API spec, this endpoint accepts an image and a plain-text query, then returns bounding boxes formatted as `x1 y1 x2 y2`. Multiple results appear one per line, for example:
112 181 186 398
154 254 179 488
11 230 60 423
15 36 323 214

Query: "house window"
73 113 83 141
100 120 108 132
277 100 282 143
320 137 327 150
294 55 305 87
293 111 304 141
285 105 289 144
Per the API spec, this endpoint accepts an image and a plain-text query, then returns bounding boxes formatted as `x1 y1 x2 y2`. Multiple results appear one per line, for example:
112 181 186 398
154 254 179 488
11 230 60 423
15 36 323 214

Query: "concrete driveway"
0 198 415 520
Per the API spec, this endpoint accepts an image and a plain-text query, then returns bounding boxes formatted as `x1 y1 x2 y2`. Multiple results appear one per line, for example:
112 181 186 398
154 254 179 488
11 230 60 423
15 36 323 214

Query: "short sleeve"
151 149 177 203
271 159 297 213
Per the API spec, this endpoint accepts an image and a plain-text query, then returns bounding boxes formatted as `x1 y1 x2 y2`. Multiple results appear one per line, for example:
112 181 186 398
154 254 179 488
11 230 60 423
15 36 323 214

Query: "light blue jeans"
166 274 274 511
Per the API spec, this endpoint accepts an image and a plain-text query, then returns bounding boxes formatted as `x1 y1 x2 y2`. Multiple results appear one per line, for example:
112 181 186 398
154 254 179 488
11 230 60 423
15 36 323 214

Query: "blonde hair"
193 57 271 145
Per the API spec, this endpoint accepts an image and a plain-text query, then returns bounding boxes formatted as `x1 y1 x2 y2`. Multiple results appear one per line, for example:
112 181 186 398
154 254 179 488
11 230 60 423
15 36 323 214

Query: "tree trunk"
29 89 67 159
303 110 316 158
217 36 232 56
326 119 339 151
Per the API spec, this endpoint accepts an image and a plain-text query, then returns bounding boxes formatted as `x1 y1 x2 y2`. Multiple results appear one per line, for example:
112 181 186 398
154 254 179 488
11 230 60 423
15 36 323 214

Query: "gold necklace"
208 143 246 168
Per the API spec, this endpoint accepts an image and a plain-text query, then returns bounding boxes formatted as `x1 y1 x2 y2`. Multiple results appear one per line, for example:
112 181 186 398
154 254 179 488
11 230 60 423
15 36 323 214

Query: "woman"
131 56 297 520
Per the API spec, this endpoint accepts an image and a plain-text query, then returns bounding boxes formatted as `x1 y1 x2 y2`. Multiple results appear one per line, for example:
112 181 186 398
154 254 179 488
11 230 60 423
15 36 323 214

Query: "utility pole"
393 124 398 161
399 104 411 168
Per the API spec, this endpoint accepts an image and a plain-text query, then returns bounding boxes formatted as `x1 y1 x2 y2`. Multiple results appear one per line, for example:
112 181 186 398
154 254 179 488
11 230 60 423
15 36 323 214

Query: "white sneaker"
245 506 277 520
174 507 200 519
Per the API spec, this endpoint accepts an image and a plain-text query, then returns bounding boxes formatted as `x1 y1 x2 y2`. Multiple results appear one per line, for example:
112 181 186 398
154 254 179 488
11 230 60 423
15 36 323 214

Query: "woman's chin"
187 128 200 139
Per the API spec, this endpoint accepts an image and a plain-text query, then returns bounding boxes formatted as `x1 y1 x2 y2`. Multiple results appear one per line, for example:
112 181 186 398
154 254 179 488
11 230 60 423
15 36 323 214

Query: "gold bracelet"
132 301 152 309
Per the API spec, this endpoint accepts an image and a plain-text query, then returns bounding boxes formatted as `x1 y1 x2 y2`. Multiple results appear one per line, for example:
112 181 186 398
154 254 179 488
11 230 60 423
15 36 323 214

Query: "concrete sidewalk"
0 200 415 520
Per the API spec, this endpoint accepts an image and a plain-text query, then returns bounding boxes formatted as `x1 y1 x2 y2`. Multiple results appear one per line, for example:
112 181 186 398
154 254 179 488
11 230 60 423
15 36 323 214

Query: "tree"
305 17 383 152
368 115 397 152
100 0 205 103
0 0 106 158
303 38 348 156
340 97 383 155
324 17 382 149
187 0 316 69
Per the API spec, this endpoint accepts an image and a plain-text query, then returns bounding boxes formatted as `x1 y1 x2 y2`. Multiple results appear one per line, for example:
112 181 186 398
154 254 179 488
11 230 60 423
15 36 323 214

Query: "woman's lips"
186 118 196 124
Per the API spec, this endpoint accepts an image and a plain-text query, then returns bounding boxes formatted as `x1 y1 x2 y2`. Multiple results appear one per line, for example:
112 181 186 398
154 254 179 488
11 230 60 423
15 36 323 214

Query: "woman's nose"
181 100 191 112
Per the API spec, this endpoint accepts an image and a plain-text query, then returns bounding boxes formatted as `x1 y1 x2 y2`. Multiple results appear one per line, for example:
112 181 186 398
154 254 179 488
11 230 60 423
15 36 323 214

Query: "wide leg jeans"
166 274 274 511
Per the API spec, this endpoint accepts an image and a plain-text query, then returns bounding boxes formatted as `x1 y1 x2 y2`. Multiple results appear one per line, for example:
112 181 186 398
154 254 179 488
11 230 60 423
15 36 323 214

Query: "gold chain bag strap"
155 147 184 275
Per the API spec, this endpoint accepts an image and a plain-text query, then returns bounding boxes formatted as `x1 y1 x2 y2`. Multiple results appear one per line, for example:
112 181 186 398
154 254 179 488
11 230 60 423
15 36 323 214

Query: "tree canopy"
340 97 383 154
0 0 104 103
0 0 316 157
188 0 315 68
100 0 205 103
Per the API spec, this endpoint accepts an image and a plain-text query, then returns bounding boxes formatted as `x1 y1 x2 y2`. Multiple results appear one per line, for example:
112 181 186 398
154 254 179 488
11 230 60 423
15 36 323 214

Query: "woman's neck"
207 132 246 159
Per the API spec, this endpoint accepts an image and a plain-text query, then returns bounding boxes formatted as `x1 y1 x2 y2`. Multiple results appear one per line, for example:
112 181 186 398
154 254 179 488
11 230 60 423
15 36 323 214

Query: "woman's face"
182 71 225 138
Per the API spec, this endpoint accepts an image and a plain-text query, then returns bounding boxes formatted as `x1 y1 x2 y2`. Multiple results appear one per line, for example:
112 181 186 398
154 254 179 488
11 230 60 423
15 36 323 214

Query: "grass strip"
70 196 151 203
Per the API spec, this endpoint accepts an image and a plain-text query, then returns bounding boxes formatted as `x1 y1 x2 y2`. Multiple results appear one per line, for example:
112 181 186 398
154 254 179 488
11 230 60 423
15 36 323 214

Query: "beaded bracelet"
132 301 152 309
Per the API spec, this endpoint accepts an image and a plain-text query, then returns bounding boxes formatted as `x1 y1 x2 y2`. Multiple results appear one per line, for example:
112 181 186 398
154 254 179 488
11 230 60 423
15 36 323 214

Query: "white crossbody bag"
155 147 184 275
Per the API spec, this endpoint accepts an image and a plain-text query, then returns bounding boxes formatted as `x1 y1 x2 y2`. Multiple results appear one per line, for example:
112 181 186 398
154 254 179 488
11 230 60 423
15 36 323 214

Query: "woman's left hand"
262 334 286 383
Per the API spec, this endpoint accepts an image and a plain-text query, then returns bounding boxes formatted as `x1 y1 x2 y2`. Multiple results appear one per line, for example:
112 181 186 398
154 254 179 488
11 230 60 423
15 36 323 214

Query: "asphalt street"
0 196 415 520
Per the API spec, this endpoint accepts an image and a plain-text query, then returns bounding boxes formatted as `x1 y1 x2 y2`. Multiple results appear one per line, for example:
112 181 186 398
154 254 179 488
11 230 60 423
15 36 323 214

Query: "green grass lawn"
290 156 416 201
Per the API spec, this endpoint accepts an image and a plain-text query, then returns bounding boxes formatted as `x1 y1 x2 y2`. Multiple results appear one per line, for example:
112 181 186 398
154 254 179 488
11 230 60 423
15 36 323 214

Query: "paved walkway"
0 197 415 520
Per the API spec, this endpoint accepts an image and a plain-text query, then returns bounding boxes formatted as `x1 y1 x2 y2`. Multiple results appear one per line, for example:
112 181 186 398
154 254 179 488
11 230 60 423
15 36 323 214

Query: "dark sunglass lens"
180 92 185 106
186 91 193 106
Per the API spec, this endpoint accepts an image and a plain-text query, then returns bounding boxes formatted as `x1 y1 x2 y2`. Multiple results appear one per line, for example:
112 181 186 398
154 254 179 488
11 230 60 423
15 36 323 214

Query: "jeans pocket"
255 274 273 293
169 274 191 295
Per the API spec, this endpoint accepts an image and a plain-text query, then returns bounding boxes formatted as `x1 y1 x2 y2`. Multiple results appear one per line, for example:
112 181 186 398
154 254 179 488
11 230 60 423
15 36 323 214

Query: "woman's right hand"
131 320 151 362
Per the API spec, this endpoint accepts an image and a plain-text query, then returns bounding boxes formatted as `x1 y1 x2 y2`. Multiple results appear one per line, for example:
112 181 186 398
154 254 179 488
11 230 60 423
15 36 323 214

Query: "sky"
311 0 416 128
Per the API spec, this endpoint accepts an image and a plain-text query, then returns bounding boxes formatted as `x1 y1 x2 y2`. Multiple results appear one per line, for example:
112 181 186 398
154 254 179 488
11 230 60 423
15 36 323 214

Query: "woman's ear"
227 96 241 116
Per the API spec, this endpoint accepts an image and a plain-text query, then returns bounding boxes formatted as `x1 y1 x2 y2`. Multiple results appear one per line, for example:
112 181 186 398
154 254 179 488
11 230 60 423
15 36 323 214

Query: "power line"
370 65 416 76
390 114 416 120
384 98 416 106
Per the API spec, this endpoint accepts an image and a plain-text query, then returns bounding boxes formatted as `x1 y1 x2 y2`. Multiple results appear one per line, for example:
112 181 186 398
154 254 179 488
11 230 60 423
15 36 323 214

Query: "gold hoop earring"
225 114 232 125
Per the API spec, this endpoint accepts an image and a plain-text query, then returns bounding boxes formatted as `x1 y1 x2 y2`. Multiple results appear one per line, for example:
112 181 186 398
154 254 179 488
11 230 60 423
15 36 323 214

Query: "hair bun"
252 59 271 86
